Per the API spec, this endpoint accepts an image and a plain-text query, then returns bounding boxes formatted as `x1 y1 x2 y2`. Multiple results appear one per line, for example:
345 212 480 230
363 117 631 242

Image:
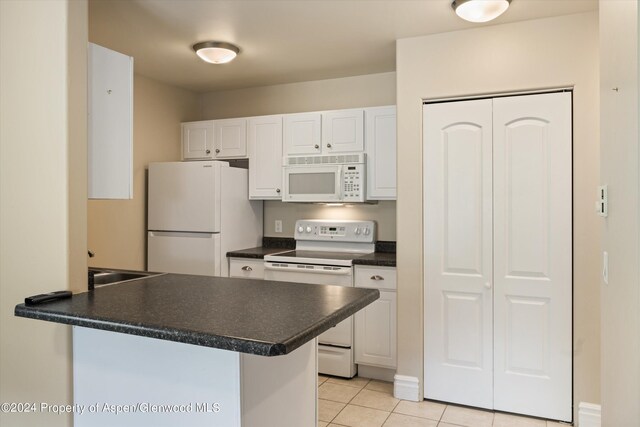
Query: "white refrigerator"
147 161 263 277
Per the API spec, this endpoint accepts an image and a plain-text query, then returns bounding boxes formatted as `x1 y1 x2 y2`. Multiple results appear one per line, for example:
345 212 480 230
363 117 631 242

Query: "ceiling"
89 0 597 93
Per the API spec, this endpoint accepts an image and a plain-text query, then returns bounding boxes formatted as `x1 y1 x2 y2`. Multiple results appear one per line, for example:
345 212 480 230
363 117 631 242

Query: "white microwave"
282 153 366 202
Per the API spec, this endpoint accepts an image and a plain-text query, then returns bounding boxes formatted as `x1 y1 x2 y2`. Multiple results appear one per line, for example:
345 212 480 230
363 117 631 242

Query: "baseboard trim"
357 365 395 382
578 402 601 427
393 374 420 401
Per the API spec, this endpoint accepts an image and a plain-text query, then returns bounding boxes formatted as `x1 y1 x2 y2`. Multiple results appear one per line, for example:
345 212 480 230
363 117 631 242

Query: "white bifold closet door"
424 92 572 421
424 99 494 409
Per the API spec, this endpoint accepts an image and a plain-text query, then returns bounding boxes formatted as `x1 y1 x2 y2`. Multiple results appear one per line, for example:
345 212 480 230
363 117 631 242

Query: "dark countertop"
227 239 396 266
352 252 396 267
227 246 290 259
15 274 378 357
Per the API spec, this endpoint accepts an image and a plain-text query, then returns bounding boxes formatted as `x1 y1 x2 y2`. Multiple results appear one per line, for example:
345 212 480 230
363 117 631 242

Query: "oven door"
264 263 353 347
282 165 342 202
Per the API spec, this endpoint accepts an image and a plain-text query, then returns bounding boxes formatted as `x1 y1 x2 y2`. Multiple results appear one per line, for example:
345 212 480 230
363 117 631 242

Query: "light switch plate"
275 220 283 233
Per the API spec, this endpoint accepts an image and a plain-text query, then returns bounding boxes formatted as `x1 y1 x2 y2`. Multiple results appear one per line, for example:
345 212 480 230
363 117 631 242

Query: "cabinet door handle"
484 281 491 289
241 266 253 272
205 149 211 154
215 149 220 154
370 275 384 280
276 188 281 193
327 143 332 148
314 144 320 149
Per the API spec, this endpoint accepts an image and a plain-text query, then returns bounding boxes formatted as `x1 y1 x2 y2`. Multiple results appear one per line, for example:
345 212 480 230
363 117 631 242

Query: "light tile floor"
318 375 569 427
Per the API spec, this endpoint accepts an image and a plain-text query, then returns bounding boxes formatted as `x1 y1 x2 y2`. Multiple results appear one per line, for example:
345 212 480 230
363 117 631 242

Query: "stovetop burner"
264 219 377 267
265 250 368 267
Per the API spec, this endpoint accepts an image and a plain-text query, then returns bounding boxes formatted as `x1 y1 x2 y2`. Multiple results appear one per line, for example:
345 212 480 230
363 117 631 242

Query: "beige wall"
200 72 397 240
264 201 396 241
88 75 200 270
599 1 640 425
0 1 87 426
396 12 600 420
200 72 396 119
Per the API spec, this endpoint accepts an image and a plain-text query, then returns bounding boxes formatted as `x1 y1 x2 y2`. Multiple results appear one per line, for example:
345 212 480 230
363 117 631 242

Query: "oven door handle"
263 264 352 275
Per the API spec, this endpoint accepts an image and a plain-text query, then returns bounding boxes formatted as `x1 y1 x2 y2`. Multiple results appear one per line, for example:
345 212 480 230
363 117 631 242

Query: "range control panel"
294 220 376 243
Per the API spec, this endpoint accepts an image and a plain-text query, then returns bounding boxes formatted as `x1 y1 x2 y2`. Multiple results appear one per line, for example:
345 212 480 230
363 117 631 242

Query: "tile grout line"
379 398 402 427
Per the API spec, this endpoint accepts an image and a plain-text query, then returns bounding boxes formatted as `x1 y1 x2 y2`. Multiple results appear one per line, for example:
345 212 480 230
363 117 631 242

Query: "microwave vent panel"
285 153 365 166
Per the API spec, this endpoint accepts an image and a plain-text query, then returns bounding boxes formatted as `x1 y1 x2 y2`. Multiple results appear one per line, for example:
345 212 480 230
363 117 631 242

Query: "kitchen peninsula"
15 274 379 427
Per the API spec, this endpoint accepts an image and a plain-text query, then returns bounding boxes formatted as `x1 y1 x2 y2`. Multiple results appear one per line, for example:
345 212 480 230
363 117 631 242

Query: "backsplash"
263 200 396 241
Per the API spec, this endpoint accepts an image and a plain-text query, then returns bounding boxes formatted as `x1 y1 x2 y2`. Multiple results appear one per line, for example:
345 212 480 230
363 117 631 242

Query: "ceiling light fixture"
452 0 511 23
192 41 240 64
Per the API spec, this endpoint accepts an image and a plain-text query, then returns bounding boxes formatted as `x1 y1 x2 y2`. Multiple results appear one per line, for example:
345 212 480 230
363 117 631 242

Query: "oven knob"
297 226 304 233
354 227 361 235
305 226 312 233
363 228 371 236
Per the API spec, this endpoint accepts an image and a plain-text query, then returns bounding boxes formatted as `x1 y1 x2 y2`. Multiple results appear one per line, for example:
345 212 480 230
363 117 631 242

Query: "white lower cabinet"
354 266 397 369
228 258 265 279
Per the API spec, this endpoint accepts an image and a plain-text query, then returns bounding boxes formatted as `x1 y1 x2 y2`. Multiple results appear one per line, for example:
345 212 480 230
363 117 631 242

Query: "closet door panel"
493 92 572 422
423 99 494 409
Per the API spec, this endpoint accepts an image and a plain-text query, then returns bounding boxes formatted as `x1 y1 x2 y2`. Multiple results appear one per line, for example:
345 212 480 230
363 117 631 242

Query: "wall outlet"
275 220 283 233
596 185 608 217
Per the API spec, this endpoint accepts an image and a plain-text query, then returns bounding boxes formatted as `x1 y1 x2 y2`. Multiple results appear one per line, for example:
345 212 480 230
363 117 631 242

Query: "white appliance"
282 153 365 202
147 161 262 277
264 219 376 378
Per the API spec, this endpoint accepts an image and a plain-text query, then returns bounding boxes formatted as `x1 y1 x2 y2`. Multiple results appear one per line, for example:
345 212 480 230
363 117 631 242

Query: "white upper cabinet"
248 115 283 199
283 109 364 156
182 119 247 160
322 109 364 153
365 106 396 200
283 113 322 156
88 43 133 199
182 121 214 160
213 118 247 158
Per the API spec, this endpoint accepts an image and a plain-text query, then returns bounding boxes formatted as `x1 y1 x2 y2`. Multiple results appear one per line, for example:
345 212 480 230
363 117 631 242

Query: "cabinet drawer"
354 266 396 290
229 258 265 279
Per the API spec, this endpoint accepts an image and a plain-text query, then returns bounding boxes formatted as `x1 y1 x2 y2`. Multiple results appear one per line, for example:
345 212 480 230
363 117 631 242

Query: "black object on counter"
25 291 72 306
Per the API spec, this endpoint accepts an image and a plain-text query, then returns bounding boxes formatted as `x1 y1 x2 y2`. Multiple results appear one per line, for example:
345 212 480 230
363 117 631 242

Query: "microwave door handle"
338 166 344 200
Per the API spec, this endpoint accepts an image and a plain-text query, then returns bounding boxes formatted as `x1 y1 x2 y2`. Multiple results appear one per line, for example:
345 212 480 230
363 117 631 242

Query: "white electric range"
264 219 376 378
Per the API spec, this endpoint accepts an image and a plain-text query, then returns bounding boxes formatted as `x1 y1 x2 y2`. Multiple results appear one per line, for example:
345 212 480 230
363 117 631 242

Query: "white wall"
0 1 87 426
599 1 640 425
199 72 397 241
396 12 600 421
87 75 200 270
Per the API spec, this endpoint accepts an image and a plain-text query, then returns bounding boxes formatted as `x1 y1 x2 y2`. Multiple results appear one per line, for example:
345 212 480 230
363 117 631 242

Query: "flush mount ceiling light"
452 0 512 23
192 41 240 64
